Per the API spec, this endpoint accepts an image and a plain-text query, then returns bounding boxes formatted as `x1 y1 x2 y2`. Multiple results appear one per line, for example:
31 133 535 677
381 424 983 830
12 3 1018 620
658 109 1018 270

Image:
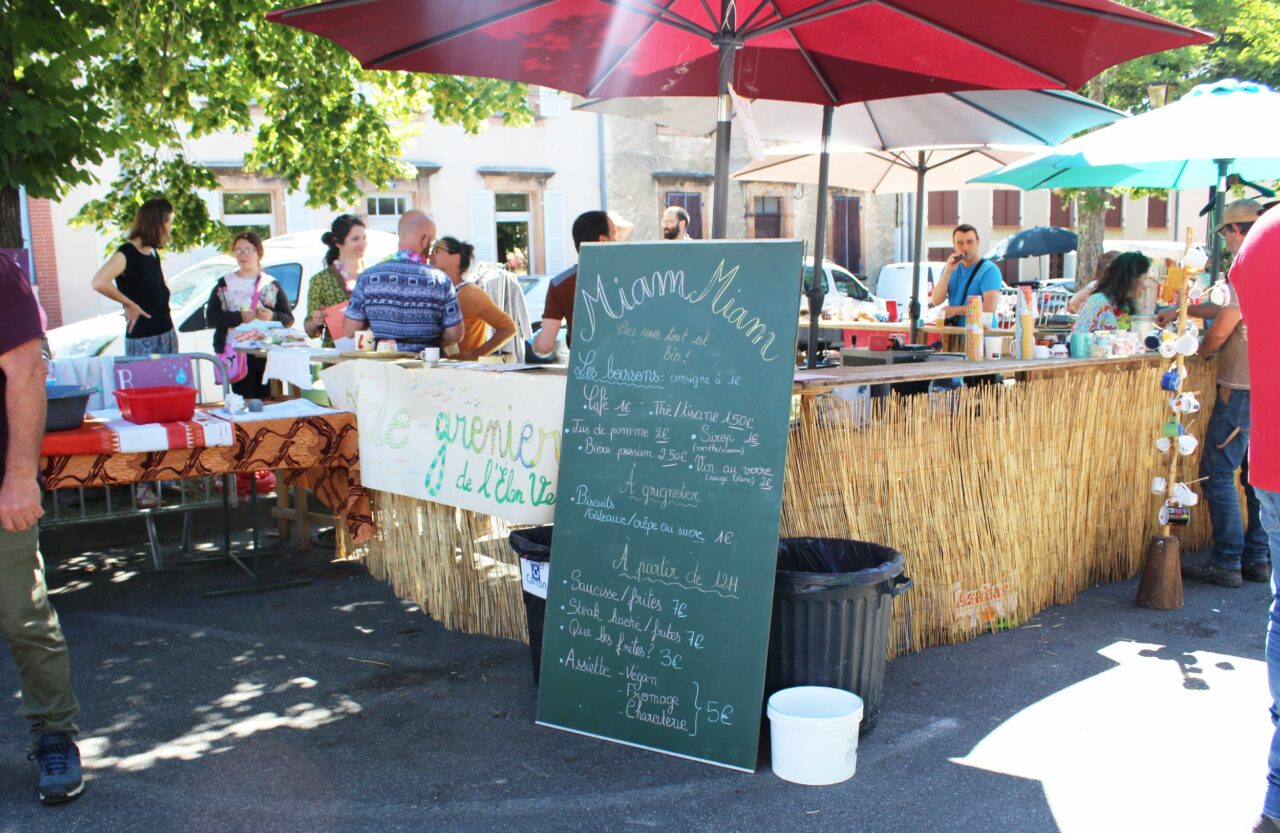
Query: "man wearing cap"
532 210 632 358
1173 198 1270 587
1228 199 1280 833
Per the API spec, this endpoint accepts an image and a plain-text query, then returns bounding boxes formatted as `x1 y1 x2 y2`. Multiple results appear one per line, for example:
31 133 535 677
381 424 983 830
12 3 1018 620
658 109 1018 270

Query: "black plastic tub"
45 385 96 432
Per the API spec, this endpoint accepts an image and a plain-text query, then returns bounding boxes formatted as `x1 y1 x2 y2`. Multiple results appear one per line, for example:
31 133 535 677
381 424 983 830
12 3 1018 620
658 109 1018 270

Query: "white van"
873 261 948 311
47 228 398 360
801 258 889 319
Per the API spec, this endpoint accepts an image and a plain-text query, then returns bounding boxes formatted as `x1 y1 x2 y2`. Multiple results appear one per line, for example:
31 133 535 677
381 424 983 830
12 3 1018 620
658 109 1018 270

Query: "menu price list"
536 241 801 771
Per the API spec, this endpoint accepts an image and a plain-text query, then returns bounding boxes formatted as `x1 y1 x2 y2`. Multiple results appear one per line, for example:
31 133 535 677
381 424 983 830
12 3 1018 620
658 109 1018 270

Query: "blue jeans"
1200 388 1269 570
1261 488 1280 818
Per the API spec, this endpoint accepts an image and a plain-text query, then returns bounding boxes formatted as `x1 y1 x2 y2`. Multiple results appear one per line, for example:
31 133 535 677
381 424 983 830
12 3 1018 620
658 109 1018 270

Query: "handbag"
215 274 268 384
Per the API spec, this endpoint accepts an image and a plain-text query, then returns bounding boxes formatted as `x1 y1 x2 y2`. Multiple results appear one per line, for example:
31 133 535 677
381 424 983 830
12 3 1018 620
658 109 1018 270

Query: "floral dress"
306 264 356 348
1071 292 1124 335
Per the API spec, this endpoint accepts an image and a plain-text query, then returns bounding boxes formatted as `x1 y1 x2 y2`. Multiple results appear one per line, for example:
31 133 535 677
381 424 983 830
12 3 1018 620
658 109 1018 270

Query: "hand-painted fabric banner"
322 361 564 524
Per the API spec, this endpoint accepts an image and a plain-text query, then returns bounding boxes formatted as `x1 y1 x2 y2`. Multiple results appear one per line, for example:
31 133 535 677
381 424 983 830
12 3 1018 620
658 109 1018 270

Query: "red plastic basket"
113 385 197 424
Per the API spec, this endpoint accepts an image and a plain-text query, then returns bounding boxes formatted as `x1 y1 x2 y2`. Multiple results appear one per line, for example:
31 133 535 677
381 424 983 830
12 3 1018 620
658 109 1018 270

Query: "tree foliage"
1 0 532 250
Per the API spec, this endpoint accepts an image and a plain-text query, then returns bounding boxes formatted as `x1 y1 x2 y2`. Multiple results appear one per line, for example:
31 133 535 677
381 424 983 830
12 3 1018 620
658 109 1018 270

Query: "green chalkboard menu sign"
535 239 803 771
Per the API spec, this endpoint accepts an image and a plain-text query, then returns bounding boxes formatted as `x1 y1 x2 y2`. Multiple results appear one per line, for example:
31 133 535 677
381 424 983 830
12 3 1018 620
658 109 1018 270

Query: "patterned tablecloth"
40 412 373 544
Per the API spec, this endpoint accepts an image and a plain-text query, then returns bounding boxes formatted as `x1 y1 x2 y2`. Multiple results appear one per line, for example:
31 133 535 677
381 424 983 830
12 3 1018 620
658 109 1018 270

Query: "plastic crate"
113 385 197 424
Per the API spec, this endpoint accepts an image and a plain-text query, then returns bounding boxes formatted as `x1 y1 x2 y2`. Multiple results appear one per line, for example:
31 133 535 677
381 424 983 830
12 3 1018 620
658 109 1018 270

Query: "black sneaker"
1245 562 1273 584
29 732 84 805
1181 559 1243 588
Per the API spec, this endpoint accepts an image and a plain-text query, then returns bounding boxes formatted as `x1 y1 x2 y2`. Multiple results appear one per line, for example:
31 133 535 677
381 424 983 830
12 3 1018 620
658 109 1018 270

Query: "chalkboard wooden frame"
535 239 803 771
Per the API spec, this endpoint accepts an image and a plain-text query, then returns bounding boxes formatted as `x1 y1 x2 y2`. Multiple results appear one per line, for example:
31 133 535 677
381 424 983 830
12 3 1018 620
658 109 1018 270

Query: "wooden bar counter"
339 352 1216 656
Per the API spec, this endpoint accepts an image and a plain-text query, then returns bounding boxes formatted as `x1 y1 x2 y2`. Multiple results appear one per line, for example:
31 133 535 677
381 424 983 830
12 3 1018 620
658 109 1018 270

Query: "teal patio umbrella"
972 79 1280 276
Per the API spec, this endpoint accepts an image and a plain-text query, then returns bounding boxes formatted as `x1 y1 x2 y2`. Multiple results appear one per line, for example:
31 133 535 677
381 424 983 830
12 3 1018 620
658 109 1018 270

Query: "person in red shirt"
532 211 631 358
1230 203 1280 833
0 253 84 804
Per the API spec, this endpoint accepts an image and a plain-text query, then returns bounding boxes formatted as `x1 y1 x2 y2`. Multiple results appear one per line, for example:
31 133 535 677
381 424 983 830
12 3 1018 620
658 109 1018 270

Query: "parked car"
801 258 889 319
48 228 399 360
872 261 948 314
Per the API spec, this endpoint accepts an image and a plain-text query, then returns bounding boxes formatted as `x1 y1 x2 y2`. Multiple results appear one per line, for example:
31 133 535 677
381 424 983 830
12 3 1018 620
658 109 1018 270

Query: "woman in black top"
90 198 178 356
205 231 294 398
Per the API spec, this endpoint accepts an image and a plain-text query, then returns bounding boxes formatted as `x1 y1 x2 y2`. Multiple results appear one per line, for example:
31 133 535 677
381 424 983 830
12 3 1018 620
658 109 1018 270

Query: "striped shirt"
347 256 462 352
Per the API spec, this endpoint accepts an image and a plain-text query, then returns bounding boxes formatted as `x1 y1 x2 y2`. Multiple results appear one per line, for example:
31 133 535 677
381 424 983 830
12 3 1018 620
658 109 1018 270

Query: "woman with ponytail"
431 236 516 360
305 215 368 346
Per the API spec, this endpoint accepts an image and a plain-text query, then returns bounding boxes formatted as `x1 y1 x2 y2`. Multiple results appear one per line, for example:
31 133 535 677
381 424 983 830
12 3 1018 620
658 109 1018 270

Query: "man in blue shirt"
344 210 463 353
929 224 1003 326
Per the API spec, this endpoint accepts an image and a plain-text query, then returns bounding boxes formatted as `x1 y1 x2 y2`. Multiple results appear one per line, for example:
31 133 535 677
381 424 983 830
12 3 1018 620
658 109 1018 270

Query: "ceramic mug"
1172 392 1201 414
1209 282 1230 306
1177 434 1199 456
1160 502 1192 527
420 347 441 366
1158 338 1178 359
1032 345 1051 359
1160 367 1183 392
353 330 375 351
1144 332 1162 351
1172 482 1200 506
1050 343 1069 358
1156 436 1173 453
1175 333 1199 356
983 337 1003 360
1151 476 1168 496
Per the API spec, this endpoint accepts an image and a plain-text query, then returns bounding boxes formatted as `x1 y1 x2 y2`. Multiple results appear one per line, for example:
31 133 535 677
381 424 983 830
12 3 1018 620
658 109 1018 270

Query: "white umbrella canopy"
734 143 1033 193
576 89 1124 149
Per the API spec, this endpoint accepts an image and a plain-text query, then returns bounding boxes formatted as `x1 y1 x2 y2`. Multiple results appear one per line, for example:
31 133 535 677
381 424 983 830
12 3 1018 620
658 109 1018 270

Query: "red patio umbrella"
270 0 1210 239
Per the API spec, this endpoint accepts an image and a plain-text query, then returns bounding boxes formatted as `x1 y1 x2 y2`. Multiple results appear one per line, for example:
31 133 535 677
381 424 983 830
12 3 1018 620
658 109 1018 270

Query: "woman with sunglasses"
430 237 516 361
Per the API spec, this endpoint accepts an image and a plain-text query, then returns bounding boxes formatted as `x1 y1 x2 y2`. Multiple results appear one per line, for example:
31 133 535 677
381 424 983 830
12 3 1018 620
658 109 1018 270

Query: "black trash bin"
766 537 912 736
509 525 553 685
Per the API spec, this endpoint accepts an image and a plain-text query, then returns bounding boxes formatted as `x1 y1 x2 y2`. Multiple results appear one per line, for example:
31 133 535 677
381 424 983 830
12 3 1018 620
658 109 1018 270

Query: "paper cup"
1177 434 1199 456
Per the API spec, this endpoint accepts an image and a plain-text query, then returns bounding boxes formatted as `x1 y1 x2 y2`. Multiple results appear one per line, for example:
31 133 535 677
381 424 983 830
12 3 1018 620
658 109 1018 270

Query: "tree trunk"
0 186 23 249
1075 190 1105 288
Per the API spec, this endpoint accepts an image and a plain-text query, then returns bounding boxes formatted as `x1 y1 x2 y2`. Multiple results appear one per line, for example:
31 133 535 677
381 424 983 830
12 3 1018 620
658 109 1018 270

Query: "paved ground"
0 521 1272 833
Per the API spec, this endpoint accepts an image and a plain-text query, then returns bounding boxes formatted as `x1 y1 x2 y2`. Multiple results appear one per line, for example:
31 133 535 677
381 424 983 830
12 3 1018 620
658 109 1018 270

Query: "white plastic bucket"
767 686 864 785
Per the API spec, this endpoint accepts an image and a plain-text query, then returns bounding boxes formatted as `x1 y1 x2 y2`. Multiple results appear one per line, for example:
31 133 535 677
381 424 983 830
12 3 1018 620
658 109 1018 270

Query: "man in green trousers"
0 252 83 804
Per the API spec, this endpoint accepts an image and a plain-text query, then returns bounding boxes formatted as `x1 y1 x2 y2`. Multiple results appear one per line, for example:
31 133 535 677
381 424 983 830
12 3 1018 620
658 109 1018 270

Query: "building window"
665 192 704 239
992 191 1021 227
751 196 783 239
496 192 532 274
1147 195 1168 228
365 193 411 233
223 192 274 239
1104 195 1124 229
1049 192 1074 227
927 191 958 226
927 246 952 263
832 195 861 273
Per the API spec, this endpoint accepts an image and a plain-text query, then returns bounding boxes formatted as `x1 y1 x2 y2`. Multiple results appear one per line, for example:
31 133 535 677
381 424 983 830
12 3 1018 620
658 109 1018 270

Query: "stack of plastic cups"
1016 286 1035 360
965 296 984 361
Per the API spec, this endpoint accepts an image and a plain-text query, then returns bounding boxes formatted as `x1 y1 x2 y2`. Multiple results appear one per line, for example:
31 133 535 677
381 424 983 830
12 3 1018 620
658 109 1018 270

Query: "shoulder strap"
958 258 987 303
250 272 269 308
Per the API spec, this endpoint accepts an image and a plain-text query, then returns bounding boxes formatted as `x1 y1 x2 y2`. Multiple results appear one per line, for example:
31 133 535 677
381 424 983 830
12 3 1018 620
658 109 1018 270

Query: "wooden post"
1137 229 1195 610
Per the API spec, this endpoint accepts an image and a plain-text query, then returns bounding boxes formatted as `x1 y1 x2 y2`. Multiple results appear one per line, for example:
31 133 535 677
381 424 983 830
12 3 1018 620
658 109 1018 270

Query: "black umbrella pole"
806 104 834 369
711 41 735 240
908 153 926 344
